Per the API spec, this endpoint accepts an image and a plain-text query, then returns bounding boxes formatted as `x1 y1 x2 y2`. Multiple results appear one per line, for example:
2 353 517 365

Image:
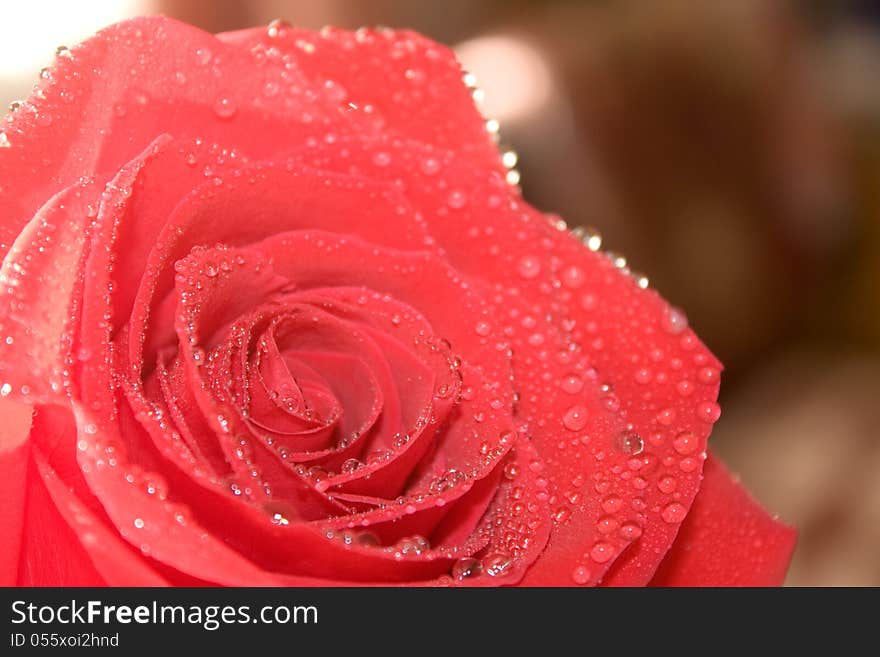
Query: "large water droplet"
452 557 483 580
697 401 721 424
560 373 583 395
483 553 513 577
614 431 644 455
673 431 698 455
661 502 687 523
658 475 677 493
601 496 623 514
662 306 689 335
563 405 588 431
397 535 430 556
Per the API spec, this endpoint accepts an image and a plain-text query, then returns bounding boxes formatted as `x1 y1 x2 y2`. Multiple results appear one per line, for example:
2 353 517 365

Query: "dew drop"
661 502 687 524
697 401 721 424
697 366 720 385
601 496 623 514
662 306 689 335
619 523 643 540
679 457 699 473
562 405 588 431
676 380 694 397
614 430 644 455
503 462 519 480
517 255 541 280
571 565 591 585
560 373 583 395
341 458 362 474
483 553 514 577
561 265 585 289
474 320 492 336
267 18 291 39
213 97 236 119
656 407 676 426
673 431 698 455
590 541 614 563
658 475 677 493
420 157 440 175
447 190 467 209
397 535 430 556
195 47 212 65
452 557 483 580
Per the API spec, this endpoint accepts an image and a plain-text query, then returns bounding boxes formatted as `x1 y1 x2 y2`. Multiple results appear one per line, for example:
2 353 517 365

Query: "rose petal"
0 16 373 261
643 454 796 587
0 181 101 402
15 446 106 586
217 24 505 175
0 398 32 584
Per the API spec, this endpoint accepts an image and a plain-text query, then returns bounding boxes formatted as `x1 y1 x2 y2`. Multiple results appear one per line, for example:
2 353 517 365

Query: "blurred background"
3 0 878 586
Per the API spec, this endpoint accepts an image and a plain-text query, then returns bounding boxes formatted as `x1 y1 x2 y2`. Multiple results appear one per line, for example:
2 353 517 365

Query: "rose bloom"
0 17 794 586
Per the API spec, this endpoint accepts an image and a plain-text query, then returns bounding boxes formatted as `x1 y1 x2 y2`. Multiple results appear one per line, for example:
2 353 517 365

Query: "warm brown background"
2 0 878 586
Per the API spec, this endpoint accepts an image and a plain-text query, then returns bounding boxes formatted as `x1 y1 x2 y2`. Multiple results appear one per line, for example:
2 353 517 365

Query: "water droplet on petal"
483 553 514 577
662 306 689 335
563 405 588 431
195 47 212 65
561 265 585 289
614 431 644 455
397 535 430 556
590 541 614 563
658 475 677 493
619 523 643 540
560 373 583 394
267 18 291 39
673 431 698 455
517 255 541 280
601 496 623 514
662 502 687 523
571 565 591 585
697 401 721 424
421 157 440 175
452 557 483 580
213 97 236 119
698 366 720 385
341 458 362 474
447 190 467 209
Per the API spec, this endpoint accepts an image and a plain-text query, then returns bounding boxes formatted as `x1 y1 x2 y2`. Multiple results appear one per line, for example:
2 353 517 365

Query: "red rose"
0 17 794 586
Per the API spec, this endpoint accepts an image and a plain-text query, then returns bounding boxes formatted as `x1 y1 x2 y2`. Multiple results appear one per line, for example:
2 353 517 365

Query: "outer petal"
645 454 796 587
217 24 505 175
0 398 32 584
0 401 106 586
